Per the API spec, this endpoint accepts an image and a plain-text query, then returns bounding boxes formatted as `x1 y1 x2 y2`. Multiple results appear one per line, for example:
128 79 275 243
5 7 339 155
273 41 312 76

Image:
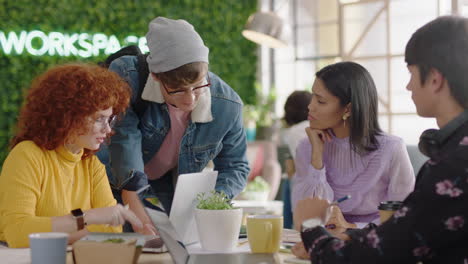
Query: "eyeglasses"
93 115 117 129
162 75 211 98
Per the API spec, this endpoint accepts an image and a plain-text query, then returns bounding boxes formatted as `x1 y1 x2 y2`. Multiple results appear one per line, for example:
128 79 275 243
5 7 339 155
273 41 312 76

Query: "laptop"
136 185 280 264
169 171 218 245
80 171 216 251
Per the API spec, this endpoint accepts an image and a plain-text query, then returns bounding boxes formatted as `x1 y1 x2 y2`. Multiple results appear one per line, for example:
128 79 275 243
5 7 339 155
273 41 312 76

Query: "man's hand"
293 197 330 231
291 242 310 260
325 205 357 230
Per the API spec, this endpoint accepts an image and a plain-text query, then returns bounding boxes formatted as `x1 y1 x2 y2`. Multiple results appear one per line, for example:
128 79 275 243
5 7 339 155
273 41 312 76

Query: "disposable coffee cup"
29 232 68 264
378 201 402 224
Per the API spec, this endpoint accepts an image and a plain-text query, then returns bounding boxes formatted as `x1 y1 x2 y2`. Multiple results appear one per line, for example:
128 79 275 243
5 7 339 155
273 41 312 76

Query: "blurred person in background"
282 90 313 160
279 90 313 228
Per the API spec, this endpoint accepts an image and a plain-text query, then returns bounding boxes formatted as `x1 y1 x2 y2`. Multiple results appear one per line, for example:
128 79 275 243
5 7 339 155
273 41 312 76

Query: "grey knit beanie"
146 17 209 73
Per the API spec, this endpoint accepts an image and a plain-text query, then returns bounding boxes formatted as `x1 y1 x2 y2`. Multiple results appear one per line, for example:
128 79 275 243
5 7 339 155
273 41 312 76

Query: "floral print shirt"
301 121 468 264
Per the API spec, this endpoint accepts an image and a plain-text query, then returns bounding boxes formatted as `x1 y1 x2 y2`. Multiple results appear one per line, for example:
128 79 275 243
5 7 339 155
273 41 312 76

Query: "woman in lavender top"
292 61 415 229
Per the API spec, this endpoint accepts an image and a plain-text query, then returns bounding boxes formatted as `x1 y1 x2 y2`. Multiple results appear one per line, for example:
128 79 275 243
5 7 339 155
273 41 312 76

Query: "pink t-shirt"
144 104 190 180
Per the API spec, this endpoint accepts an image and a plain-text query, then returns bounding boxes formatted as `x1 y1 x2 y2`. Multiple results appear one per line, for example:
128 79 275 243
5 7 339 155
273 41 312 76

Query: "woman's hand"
305 128 332 169
291 242 310 260
85 204 143 229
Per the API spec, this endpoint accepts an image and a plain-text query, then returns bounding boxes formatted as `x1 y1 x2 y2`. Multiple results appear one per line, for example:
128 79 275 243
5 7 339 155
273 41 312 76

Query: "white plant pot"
194 208 242 252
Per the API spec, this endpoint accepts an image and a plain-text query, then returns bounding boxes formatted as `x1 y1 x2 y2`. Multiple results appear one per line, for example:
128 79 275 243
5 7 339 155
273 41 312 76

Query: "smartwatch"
71 208 86 230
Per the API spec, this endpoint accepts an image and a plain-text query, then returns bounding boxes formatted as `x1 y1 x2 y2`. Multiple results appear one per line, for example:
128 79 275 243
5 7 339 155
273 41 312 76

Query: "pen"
331 195 351 205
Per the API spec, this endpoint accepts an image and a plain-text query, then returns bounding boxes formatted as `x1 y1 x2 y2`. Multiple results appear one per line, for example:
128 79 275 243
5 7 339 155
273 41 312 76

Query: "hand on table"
291 233 350 260
85 204 143 229
291 242 310 260
293 197 330 231
294 197 352 240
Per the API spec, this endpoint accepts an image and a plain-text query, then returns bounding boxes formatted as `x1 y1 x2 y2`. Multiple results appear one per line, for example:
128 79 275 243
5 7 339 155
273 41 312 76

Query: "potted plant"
251 82 278 140
237 176 271 201
194 191 243 252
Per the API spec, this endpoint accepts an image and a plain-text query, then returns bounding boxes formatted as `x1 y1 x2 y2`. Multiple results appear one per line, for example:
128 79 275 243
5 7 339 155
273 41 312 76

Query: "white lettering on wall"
25 30 49 56
0 30 148 57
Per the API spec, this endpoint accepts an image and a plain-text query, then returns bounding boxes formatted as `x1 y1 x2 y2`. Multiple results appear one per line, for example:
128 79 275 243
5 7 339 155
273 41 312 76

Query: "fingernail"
325 224 336 229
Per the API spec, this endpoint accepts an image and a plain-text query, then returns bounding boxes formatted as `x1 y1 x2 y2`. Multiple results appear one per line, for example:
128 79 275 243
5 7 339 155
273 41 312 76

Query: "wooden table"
0 247 298 263
66 251 297 264
66 252 173 263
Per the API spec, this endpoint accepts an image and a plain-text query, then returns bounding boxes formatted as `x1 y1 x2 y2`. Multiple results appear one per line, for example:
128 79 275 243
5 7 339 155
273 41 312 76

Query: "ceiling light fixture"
242 11 287 48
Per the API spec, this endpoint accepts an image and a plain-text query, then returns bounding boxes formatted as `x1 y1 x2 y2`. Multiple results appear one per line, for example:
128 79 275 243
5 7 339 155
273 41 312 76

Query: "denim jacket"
97 56 249 199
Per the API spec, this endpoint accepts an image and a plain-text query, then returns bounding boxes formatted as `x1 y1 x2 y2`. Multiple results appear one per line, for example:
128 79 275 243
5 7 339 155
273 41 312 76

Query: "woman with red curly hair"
0 64 143 248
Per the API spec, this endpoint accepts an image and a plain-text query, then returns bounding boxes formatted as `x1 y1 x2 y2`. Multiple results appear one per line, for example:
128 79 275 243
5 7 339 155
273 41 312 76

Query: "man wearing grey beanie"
97 17 249 232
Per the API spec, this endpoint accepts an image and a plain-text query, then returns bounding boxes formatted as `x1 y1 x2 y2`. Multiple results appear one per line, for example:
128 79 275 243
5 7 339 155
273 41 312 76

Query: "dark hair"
154 62 208 89
405 16 468 108
284 91 312 126
11 64 131 159
316 61 382 154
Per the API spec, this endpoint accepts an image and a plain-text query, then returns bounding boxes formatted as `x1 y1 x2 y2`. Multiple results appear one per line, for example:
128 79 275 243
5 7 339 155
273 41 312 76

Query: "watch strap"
71 208 86 230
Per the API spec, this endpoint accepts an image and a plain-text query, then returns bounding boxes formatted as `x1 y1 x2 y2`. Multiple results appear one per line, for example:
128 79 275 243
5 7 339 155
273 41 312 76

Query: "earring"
342 115 348 128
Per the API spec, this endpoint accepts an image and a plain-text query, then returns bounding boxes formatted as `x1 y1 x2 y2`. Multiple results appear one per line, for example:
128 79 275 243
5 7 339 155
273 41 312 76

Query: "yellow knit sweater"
0 141 121 248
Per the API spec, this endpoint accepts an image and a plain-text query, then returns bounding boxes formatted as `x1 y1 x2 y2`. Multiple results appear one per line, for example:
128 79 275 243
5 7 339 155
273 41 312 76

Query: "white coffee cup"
29 232 68 264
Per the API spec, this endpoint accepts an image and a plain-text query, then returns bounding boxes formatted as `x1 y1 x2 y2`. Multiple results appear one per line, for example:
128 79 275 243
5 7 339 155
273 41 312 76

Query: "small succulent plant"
196 190 234 210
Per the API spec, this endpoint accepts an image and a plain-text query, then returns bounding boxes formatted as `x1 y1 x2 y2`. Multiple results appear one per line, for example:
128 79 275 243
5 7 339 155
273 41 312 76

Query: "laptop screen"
169 171 218 245
136 185 189 264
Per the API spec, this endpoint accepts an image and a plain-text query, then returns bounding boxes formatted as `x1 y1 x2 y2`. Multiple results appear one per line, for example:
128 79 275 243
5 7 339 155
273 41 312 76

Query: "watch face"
71 208 83 217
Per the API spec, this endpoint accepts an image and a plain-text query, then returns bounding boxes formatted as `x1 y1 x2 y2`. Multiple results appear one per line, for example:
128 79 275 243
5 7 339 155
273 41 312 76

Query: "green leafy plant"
245 176 270 192
242 83 277 141
247 82 277 127
242 104 260 124
196 190 234 210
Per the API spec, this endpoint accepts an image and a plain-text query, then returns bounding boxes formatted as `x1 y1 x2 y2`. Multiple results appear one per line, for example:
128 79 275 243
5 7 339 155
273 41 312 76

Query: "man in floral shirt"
297 16 468 264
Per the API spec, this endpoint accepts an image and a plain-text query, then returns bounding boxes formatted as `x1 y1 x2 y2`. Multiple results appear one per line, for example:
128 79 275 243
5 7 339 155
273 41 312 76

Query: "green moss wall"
0 0 257 166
